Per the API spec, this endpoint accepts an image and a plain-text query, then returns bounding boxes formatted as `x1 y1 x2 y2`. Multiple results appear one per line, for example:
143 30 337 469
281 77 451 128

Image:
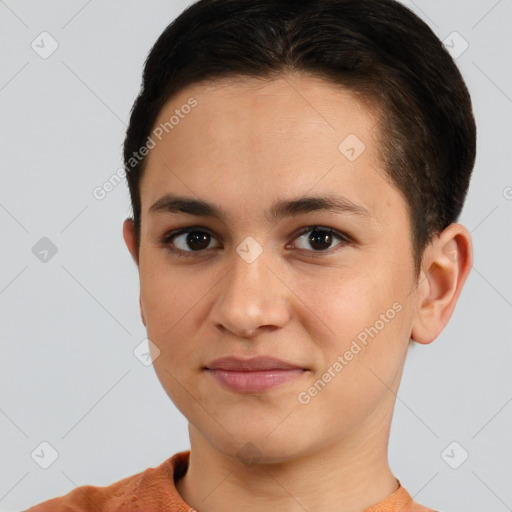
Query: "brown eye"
183 230 211 251
308 229 333 250
164 228 220 253
293 226 349 253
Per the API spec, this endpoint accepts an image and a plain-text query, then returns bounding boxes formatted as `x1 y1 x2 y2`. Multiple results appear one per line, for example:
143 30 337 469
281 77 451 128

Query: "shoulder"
364 483 438 512
23 451 191 512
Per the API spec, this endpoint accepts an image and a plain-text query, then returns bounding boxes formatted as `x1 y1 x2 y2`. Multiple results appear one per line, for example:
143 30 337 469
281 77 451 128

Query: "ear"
123 218 139 266
123 218 146 326
139 295 146 326
411 223 473 344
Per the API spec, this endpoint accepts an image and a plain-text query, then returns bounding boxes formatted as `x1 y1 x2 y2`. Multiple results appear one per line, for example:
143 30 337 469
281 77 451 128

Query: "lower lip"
207 368 305 393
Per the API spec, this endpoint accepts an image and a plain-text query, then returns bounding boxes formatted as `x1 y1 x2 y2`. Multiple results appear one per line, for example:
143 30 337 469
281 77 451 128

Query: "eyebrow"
148 193 372 222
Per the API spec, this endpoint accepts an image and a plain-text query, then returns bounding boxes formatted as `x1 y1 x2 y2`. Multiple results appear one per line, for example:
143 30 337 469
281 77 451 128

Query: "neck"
176 414 398 512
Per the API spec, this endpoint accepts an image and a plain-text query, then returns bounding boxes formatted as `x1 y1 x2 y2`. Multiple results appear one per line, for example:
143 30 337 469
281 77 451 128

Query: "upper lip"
205 356 304 371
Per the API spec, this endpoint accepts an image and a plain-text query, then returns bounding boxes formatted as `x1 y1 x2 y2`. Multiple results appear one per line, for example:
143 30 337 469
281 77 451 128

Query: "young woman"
26 0 475 510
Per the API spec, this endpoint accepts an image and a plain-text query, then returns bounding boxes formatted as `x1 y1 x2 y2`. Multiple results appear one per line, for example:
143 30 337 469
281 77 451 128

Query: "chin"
201 423 317 466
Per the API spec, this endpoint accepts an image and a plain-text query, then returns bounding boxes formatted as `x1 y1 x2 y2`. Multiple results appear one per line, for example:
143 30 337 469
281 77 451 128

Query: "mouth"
204 356 308 393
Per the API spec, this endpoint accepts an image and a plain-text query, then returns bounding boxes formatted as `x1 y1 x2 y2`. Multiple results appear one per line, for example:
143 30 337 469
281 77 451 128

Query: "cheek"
138 256 201 362
305 263 412 378
139 262 204 407
139 248 197 324
296 281 410 432
301 268 389 342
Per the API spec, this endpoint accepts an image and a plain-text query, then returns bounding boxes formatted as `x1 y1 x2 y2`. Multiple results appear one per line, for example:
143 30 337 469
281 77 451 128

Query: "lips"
206 356 304 371
205 357 307 393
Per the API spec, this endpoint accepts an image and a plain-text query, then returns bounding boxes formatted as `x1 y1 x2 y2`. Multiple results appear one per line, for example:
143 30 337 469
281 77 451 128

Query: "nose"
209 248 291 339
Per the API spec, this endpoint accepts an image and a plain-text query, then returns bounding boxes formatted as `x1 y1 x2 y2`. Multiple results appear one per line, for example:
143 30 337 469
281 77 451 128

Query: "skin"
123 73 472 512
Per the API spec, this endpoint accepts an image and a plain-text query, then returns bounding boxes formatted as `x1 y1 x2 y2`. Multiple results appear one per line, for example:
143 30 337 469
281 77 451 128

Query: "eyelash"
160 225 353 259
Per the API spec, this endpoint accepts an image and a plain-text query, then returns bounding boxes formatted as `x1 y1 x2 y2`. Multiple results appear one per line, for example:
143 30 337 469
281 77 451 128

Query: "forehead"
140 73 404 226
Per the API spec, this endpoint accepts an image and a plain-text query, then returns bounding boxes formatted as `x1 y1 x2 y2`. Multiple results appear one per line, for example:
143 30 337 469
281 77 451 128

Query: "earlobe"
411 223 473 344
123 218 139 266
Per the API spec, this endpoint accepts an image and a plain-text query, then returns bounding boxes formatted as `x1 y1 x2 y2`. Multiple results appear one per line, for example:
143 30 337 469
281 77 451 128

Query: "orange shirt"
25 450 436 511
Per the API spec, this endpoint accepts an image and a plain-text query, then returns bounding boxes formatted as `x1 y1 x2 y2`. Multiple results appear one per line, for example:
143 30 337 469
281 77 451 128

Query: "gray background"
1 1 511 511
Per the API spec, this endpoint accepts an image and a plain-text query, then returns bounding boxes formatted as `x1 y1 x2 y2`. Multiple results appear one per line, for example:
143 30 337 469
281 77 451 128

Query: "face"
130 74 421 462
